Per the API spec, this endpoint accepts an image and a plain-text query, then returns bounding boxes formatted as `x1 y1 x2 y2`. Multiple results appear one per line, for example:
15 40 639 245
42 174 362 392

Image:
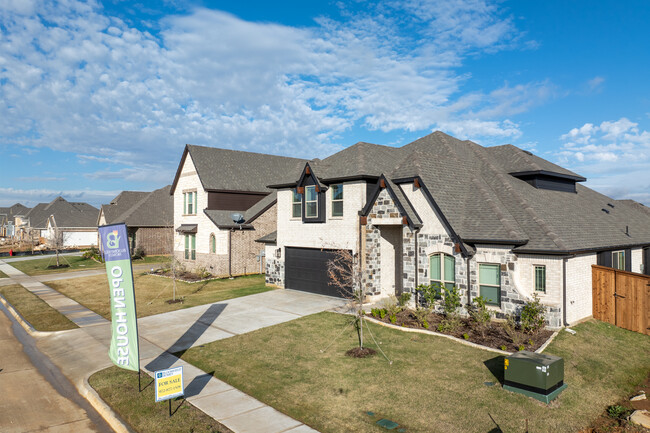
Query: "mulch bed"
346 347 377 358
46 264 70 269
368 309 554 352
148 269 214 283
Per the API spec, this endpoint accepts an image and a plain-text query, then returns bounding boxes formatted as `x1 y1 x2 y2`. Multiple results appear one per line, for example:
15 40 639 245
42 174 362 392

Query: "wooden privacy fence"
592 265 650 336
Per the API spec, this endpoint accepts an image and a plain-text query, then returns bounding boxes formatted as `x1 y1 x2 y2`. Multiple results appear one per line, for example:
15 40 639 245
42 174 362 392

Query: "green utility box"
503 351 567 403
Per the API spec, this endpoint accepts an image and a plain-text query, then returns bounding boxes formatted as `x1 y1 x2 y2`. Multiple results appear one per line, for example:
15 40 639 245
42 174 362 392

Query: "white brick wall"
631 247 644 274
513 254 563 307
173 153 222 257
400 183 450 236
276 181 366 253
565 252 597 324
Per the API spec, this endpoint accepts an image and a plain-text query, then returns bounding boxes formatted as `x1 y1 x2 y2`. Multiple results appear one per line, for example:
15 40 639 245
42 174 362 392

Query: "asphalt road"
0 303 114 433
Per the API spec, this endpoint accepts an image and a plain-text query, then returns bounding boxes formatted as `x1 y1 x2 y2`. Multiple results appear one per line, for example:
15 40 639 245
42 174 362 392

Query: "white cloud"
0 0 544 180
587 76 604 92
0 186 119 208
557 118 650 205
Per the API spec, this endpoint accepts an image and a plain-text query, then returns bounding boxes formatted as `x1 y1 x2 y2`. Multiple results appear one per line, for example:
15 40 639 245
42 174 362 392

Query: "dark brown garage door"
285 247 349 298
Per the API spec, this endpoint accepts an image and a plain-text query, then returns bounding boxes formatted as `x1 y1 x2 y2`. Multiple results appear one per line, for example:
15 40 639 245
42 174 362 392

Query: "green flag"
99 223 140 372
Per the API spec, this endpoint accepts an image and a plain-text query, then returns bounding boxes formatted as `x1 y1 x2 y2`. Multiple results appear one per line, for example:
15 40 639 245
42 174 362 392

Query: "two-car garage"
284 247 349 298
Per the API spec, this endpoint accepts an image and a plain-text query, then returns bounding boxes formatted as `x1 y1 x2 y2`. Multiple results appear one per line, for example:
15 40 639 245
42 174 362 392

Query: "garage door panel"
285 247 348 298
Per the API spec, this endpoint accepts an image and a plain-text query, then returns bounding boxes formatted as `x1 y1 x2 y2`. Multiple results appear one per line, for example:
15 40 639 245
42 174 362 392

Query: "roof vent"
607 203 615 208
601 208 610 214
522 150 533 156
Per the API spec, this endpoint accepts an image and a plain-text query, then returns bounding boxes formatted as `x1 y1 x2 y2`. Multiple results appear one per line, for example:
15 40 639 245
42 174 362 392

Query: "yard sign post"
98 223 140 383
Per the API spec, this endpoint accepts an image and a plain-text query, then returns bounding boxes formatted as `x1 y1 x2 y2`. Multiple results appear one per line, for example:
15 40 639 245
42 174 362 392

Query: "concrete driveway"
138 289 349 354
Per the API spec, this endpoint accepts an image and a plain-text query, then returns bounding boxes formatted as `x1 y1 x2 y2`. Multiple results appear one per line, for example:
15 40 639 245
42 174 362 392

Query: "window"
612 251 625 270
534 265 546 293
479 264 501 306
184 234 196 260
209 233 216 254
184 191 197 215
305 185 318 218
292 189 302 218
331 184 343 217
429 253 455 298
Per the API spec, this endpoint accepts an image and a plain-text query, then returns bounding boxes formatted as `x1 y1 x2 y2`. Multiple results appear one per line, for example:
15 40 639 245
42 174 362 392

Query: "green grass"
0 284 77 331
0 270 8 278
180 313 650 433
48 273 272 318
89 367 228 433
11 255 168 276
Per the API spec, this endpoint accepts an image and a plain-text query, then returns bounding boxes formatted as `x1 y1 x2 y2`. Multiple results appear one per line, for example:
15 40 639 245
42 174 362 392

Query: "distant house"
265 131 650 328
19 197 99 247
0 203 30 238
98 185 174 255
170 144 305 277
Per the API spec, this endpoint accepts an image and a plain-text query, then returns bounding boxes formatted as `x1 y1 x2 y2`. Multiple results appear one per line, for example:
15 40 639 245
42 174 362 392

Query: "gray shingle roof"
176 145 307 193
102 186 173 227
203 192 276 229
25 197 98 229
255 231 277 243
277 130 650 254
0 203 31 218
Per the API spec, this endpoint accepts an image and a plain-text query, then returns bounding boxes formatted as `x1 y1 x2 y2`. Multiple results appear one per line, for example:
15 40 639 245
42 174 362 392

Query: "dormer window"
305 186 318 217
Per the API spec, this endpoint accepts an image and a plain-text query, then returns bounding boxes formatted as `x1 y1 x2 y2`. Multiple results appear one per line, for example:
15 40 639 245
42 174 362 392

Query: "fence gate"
592 265 650 336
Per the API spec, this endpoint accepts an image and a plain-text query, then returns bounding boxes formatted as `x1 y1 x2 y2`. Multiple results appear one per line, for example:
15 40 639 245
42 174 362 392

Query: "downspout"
228 229 233 279
562 256 568 327
467 256 472 306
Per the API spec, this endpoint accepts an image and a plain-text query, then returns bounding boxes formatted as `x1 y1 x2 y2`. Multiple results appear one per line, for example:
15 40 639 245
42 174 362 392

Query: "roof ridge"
468 175 526 240
470 145 569 251
187 144 306 162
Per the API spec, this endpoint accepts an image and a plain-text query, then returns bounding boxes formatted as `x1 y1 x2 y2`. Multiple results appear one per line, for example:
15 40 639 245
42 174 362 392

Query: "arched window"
209 233 216 254
429 253 455 297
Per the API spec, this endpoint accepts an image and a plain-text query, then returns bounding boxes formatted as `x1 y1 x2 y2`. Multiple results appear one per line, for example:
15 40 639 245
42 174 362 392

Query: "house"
19 197 99 248
98 185 174 255
0 203 30 238
170 144 306 277
265 131 650 328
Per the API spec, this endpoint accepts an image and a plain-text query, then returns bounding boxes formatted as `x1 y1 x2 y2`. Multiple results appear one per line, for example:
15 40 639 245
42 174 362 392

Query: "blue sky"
1 0 649 208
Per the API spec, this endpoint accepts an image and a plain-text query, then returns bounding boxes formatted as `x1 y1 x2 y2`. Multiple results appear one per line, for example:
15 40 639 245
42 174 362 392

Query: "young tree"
326 249 368 351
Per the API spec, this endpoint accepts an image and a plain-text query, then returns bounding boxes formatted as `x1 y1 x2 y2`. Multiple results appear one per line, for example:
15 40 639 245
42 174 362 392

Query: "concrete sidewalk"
0 259 347 433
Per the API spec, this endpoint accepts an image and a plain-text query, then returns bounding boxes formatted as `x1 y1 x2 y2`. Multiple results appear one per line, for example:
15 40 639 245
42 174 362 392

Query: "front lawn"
0 284 77 331
0 269 8 279
89 366 228 433
180 313 650 433
11 254 168 276
47 273 271 319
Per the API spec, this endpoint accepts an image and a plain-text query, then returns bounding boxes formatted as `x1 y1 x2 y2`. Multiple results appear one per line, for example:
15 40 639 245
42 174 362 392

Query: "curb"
365 316 511 355
79 375 135 433
0 293 52 338
535 329 560 353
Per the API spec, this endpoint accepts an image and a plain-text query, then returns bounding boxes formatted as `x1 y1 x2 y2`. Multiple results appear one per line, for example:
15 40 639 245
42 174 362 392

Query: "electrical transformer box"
503 351 567 403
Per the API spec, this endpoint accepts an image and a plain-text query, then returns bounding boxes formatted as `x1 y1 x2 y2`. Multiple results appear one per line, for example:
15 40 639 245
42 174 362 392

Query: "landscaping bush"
416 282 441 307
131 246 146 260
412 307 430 329
82 246 103 262
467 296 493 338
440 285 462 331
504 314 525 348
521 294 546 334
398 292 412 307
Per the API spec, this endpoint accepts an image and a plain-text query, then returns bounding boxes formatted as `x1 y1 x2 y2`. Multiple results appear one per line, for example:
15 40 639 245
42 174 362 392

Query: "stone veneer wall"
265 256 284 287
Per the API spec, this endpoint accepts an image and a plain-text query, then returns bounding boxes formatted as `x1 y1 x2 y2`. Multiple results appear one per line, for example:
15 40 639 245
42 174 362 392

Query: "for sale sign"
155 366 184 402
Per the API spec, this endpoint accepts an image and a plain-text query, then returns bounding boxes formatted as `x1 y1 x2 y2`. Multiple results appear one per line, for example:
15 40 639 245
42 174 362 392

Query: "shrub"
441 285 461 318
500 345 507 351
416 283 441 308
82 246 103 262
379 309 386 319
463 333 469 340
131 246 146 260
504 314 524 348
517 344 525 351
521 294 546 334
468 296 493 338
371 308 380 318
389 314 396 324
381 295 402 319
196 266 212 280
607 405 632 420
412 307 430 328
398 292 412 307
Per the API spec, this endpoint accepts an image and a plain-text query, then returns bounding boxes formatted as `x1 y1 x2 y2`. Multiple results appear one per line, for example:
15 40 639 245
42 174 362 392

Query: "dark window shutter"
644 248 650 276
624 248 632 272
597 251 612 268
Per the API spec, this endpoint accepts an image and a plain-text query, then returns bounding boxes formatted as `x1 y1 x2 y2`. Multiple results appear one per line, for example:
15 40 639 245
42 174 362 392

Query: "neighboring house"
98 186 174 255
0 203 30 238
170 144 306 277
20 197 99 247
265 131 650 328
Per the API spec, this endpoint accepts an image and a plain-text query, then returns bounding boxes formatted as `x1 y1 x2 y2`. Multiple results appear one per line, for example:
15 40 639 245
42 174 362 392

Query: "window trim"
209 233 216 254
612 250 625 270
305 185 318 218
183 191 197 215
429 253 455 298
331 183 343 218
479 263 501 306
291 189 302 219
534 265 546 293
